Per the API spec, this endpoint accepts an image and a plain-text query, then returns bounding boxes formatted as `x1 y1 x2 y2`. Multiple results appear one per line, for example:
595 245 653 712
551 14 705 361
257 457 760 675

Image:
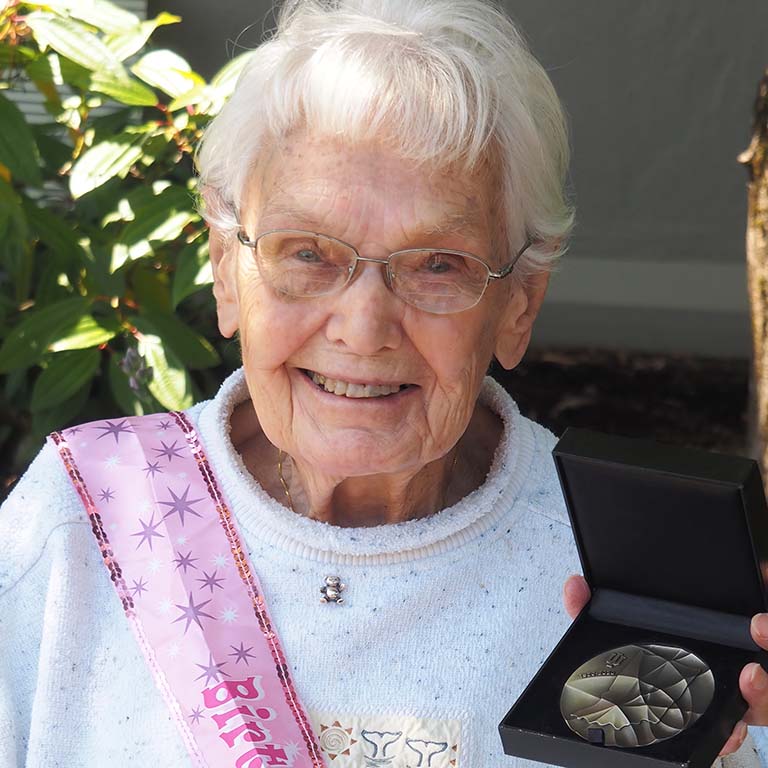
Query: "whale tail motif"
405 738 448 767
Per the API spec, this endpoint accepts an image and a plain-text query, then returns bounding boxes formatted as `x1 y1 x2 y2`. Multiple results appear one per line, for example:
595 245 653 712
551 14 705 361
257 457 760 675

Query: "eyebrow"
420 209 485 238
259 202 485 241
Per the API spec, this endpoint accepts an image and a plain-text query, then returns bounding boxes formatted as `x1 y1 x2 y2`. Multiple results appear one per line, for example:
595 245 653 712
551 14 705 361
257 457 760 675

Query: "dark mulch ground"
492 349 751 457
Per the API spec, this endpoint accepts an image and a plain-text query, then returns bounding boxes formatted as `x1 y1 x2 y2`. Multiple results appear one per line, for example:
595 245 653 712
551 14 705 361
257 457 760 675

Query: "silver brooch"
320 575 345 604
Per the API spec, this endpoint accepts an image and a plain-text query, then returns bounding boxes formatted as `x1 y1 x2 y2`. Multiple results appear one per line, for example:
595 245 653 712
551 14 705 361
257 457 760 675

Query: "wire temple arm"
488 236 533 279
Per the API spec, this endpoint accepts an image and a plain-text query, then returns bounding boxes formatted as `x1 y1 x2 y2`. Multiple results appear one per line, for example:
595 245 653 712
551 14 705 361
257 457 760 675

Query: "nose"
324 259 403 354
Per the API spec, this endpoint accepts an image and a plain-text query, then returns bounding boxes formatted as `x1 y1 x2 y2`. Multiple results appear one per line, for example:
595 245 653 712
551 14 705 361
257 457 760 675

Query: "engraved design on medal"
560 643 715 748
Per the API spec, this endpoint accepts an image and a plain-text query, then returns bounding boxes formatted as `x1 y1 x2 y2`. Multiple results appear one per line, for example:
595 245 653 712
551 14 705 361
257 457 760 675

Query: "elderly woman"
2 1 768 766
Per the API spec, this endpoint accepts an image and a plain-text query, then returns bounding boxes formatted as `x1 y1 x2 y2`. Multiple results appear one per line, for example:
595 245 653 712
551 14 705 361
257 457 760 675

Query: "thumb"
563 574 591 620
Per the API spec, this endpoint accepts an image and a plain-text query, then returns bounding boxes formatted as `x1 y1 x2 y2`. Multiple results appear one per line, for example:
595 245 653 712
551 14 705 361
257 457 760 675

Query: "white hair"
196 0 574 276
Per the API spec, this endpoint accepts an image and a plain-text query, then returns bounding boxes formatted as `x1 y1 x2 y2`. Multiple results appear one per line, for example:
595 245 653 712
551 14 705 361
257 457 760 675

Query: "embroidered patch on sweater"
308 709 461 766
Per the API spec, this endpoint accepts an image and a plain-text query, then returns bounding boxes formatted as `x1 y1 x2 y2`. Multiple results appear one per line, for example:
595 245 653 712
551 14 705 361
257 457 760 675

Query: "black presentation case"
499 428 768 768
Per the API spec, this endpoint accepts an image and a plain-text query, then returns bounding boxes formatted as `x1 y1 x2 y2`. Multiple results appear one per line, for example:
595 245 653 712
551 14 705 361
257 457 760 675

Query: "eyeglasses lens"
257 231 351 297
255 230 489 313
389 251 489 314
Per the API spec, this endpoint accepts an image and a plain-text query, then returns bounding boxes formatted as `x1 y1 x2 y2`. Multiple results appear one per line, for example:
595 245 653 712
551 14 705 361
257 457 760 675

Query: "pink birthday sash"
50 412 324 768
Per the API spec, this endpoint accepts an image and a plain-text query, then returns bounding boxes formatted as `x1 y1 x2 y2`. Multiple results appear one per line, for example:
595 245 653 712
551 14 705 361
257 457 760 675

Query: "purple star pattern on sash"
98 487 115 503
174 550 199 573
131 512 165 551
229 642 257 666
196 570 226 594
95 419 134 444
51 412 324 768
194 653 230 686
173 591 216 634
154 439 185 463
159 486 204 526
188 706 205 725
143 460 164 477
131 577 149 598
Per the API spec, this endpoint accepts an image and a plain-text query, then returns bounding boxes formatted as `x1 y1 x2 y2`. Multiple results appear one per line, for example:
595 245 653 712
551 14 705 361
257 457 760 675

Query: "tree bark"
739 70 768 472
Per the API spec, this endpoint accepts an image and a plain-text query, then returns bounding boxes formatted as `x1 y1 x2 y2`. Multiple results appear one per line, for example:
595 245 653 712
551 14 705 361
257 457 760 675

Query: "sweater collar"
195 367 536 564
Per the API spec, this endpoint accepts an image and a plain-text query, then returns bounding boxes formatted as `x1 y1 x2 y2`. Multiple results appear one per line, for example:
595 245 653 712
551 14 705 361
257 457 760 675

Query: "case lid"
552 428 768 619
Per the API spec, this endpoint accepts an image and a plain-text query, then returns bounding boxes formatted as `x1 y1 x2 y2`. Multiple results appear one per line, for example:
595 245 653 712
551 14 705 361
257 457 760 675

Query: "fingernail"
753 613 768 638
751 663 768 691
736 720 748 740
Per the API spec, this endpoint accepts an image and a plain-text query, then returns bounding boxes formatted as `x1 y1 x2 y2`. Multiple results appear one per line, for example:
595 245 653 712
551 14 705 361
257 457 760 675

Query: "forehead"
250 134 492 239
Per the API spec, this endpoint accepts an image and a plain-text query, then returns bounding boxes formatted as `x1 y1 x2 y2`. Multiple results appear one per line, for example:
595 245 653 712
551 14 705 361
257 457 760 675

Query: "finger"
739 662 768 725
563 574 591 620
718 720 748 756
751 614 768 650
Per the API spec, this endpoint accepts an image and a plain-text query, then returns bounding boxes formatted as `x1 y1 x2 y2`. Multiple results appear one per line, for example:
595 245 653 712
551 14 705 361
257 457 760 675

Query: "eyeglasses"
236 228 532 315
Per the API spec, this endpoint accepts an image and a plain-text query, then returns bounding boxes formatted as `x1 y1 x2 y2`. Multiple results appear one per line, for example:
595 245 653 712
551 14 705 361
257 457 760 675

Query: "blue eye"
295 249 322 263
427 258 453 274
419 253 458 274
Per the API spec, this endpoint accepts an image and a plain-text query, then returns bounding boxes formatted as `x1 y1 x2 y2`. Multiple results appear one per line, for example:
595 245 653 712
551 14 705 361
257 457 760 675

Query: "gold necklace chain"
276 447 460 516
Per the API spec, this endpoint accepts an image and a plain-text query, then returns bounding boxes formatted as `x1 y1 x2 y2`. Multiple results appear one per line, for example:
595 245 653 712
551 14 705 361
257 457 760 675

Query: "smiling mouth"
302 369 414 399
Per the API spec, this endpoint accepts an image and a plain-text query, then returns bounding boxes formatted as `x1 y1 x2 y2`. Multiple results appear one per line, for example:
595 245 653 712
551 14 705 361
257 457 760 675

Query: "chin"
299 434 422 478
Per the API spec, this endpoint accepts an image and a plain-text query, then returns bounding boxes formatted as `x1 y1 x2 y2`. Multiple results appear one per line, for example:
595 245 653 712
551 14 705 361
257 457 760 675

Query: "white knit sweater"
0 369 762 767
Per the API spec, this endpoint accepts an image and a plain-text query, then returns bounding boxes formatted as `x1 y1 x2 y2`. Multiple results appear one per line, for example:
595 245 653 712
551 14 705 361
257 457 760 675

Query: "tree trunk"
739 70 768 472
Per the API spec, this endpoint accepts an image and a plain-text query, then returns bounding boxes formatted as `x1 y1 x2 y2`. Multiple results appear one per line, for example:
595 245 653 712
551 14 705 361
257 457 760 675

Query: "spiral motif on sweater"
320 726 351 754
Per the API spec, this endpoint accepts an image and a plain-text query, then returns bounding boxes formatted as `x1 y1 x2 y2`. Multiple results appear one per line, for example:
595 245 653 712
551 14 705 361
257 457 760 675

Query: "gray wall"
149 0 768 358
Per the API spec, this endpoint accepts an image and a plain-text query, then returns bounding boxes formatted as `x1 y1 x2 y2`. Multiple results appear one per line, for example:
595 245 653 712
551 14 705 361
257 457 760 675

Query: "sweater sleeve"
0 438 91 766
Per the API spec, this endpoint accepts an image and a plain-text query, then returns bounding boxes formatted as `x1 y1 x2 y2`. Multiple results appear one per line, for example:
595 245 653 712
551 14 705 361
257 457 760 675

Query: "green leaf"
90 69 157 106
25 0 140 34
77 237 125 297
0 181 32 302
4 366 29 401
89 106 136 142
34 262 71 306
22 198 86 270
30 348 100 411
135 311 219 370
101 180 172 225
167 51 253 113
137 329 193 410
22 53 64 115
0 43 36 69
111 185 197 270
130 49 204 99
69 129 150 199
104 13 181 61
0 93 42 186
0 179 29 249
207 51 254 113
130 262 172 312
57 55 92 90
172 239 213 307
25 12 123 73
108 353 146 416
167 83 207 112
48 314 120 351
0 297 90 373
31 128 70 173
30 375 92 439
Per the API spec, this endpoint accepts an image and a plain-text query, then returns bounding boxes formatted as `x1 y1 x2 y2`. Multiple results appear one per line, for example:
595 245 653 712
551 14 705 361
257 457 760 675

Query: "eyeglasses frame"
236 228 533 312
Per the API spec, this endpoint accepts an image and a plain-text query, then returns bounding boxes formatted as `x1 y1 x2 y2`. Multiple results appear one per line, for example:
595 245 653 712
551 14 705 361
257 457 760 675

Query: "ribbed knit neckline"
194 368 536 565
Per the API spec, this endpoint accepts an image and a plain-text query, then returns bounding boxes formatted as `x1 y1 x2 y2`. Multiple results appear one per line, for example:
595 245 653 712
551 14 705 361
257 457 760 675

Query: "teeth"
309 371 404 398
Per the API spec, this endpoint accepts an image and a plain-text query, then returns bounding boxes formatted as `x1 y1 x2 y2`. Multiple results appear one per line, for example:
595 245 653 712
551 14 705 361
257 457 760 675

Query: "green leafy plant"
0 0 249 485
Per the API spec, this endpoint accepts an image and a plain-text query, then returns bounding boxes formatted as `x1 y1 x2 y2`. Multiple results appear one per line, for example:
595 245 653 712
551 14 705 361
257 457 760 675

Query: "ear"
208 225 240 339
494 269 550 370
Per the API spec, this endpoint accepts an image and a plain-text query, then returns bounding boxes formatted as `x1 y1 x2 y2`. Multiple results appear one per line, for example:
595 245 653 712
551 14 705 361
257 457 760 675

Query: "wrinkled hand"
563 574 768 758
